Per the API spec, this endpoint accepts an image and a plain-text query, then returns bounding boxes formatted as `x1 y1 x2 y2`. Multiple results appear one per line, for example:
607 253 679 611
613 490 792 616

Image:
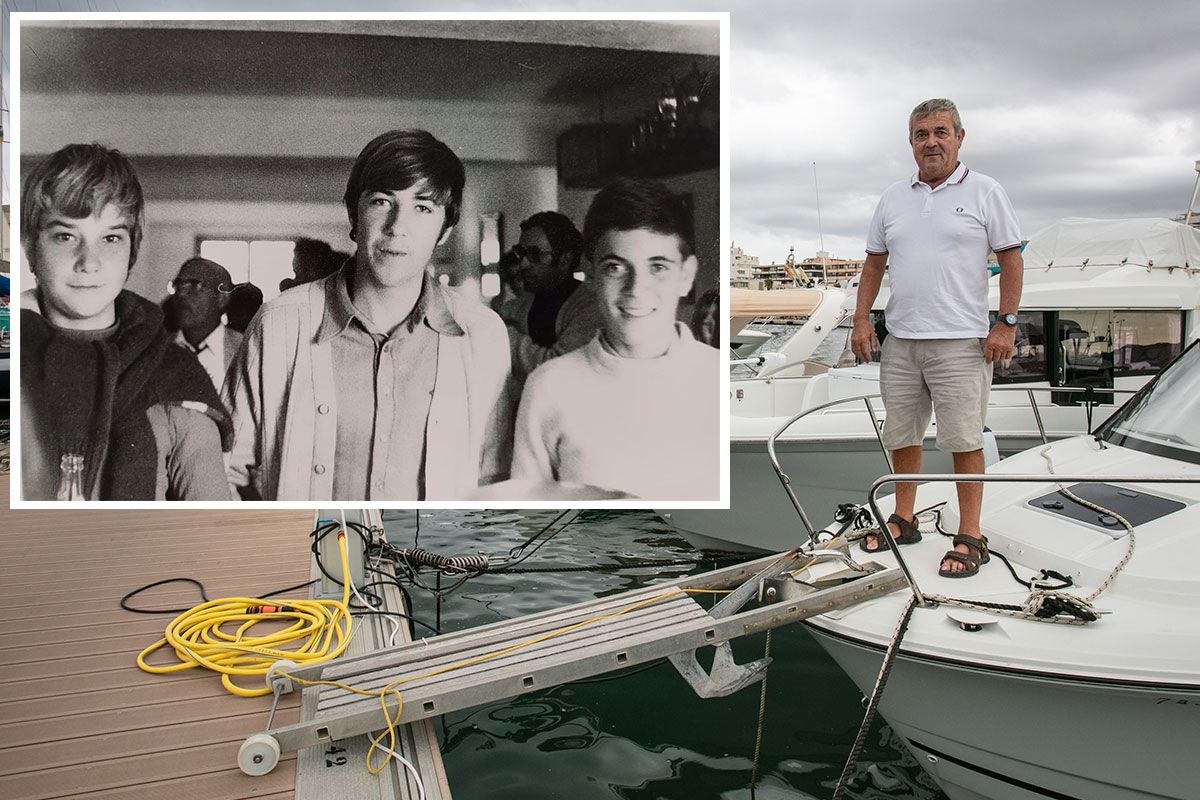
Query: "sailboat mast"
813 162 827 284
1187 160 1200 227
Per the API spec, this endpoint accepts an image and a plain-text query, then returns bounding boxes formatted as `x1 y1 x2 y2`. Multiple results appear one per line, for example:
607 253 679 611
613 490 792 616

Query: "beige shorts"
879 336 992 452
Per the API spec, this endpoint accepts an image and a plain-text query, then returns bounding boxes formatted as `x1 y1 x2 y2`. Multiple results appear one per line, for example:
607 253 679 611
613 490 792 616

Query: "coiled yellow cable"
137 532 355 697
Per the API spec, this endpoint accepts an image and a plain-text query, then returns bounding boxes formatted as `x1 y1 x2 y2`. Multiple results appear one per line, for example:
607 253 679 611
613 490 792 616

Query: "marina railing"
865 473 1200 607
766 385 1141 541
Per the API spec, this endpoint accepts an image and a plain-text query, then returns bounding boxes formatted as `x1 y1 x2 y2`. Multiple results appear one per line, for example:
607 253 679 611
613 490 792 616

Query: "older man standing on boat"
851 98 1024 578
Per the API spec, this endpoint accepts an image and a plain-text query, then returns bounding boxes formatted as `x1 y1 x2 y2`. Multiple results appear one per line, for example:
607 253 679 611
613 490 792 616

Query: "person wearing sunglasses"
505 211 604 383
167 256 242 395
19 143 231 500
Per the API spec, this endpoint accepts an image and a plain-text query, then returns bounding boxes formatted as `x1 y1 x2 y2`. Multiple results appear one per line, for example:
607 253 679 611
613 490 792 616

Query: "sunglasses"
512 245 555 264
168 278 234 295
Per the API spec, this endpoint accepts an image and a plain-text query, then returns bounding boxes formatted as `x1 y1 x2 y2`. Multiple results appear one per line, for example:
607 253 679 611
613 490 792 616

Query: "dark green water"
383 509 946 800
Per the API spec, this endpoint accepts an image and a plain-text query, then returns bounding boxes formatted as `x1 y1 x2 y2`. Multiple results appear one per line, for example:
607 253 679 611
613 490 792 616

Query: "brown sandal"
938 534 990 578
859 513 922 553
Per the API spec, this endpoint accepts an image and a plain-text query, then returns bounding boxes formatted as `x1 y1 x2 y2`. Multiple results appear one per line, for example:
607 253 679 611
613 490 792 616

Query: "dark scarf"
21 290 230 500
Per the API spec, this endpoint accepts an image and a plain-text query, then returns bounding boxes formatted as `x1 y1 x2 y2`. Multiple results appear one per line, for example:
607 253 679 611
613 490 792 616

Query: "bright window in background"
479 213 501 299
199 239 296 303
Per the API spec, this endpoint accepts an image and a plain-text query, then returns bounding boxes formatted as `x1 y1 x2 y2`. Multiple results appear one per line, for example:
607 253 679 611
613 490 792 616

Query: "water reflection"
383 510 944 799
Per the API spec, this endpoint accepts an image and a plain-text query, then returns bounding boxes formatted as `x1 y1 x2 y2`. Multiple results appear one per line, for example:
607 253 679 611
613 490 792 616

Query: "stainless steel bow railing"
765 385 1140 543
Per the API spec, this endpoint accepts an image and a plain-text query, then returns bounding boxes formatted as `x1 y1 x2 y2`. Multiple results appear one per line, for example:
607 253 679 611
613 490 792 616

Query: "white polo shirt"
865 162 1021 339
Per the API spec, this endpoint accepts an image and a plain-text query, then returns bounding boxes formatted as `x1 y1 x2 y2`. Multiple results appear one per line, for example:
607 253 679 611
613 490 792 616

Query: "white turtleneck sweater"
512 323 720 500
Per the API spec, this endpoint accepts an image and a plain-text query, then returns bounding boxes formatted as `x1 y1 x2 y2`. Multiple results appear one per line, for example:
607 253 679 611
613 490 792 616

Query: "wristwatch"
998 313 1018 326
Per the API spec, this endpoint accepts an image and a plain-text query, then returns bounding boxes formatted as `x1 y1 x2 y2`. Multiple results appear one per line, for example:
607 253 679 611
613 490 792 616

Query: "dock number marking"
325 744 348 767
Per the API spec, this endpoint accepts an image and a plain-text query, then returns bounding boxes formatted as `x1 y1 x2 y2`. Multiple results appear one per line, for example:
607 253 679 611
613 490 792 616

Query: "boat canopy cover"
730 287 825 318
1022 217 1200 271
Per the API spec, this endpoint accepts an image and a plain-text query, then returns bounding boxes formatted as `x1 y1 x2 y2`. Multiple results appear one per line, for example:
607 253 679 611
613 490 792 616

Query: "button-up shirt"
323 269 462 500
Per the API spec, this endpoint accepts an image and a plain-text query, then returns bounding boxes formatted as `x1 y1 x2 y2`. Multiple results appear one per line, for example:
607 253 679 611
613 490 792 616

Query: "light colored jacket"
223 275 512 500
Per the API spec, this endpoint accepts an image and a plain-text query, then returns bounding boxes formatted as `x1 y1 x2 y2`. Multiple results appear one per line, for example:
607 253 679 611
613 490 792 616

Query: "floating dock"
0 475 449 799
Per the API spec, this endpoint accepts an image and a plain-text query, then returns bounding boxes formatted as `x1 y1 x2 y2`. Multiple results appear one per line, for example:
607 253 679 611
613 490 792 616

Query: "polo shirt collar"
317 264 463 343
910 161 969 189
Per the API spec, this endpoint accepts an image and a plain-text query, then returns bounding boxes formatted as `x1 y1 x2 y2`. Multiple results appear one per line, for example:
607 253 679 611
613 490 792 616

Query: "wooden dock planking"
0 474 312 799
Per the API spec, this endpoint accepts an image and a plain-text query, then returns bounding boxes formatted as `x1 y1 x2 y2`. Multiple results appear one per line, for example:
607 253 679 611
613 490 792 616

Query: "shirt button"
313 464 326 475
318 404 330 414
374 480 385 491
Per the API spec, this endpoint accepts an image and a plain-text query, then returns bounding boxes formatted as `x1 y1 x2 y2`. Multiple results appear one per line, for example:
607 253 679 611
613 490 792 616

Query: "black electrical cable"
119 577 318 614
350 609 441 636
120 578 209 614
362 566 438 637
309 520 374 591
929 506 1073 590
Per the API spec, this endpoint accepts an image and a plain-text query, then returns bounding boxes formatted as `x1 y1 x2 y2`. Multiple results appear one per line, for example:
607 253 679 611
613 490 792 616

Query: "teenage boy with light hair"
20 143 231 500
511 178 719 500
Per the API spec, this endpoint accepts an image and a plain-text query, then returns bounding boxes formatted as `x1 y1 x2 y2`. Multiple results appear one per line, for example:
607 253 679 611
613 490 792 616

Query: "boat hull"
807 624 1200 800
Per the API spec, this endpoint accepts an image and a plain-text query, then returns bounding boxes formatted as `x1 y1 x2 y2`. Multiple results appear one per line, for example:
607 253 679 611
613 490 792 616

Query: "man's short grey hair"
909 98 962 135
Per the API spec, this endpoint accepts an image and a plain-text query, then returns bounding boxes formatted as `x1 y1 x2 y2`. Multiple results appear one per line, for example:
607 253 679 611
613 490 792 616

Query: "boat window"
1110 311 1183 376
1054 310 1115 402
992 311 1047 384
809 321 854 366
1099 341 1200 465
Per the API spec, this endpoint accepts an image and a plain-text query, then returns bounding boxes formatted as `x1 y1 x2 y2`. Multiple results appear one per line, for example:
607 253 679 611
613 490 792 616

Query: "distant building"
799 251 865 285
731 245 868 290
731 243 759 288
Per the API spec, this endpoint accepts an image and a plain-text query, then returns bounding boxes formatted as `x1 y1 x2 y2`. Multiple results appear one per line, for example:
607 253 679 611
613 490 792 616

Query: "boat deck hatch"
1026 482 1187 537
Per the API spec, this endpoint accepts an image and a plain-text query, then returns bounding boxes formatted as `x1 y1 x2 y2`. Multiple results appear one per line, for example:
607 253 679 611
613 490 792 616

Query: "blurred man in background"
169 256 241 395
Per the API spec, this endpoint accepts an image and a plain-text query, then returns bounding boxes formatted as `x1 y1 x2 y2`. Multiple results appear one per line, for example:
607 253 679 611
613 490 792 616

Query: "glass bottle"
56 453 85 501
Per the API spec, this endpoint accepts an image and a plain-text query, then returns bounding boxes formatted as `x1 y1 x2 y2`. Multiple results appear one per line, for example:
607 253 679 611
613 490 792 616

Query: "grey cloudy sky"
4 0 1199 262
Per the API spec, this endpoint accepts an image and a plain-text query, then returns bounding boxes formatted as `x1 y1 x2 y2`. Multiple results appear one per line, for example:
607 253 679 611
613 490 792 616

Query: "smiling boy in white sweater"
511 178 719 500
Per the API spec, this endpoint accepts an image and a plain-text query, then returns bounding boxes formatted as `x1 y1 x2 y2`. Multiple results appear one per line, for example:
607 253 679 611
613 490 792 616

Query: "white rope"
377 744 427 800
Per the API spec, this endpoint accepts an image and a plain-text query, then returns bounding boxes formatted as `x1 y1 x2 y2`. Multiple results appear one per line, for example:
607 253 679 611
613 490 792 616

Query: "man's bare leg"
942 448 985 573
865 444 923 549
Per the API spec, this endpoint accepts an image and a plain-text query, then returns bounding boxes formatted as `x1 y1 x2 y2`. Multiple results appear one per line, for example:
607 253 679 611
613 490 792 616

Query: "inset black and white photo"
11 13 727 506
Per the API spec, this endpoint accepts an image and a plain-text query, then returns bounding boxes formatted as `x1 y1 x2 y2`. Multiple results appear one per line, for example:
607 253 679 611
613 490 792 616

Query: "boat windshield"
1099 341 1200 465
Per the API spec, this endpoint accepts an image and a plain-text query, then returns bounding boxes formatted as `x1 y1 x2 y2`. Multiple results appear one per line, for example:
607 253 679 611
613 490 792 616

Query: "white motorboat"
728 285 852 368
801 337 1200 800
664 217 1200 551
